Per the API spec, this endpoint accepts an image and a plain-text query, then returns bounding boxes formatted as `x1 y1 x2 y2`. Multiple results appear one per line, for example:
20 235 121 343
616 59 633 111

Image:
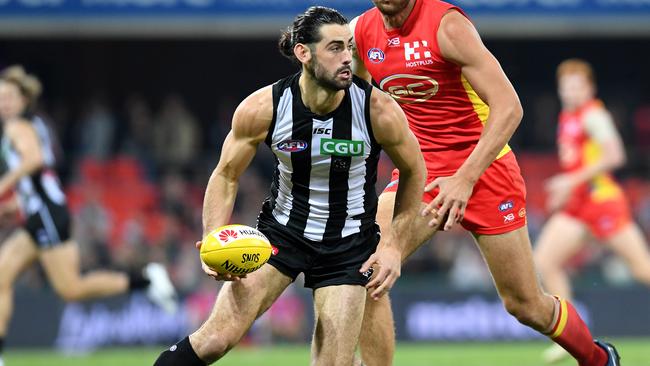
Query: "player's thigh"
313 284 366 343
606 223 650 270
475 226 543 300
534 213 588 270
194 263 292 341
0 229 39 286
376 191 438 261
38 240 82 294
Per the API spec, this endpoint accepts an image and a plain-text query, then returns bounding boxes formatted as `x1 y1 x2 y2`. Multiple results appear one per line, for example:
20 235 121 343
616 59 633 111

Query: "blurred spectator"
152 94 200 170
78 95 116 159
121 94 157 176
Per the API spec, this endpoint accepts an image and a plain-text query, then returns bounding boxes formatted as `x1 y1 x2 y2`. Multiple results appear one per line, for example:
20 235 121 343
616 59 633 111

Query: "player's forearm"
202 171 238 236
389 166 425 251
456 104 522 183
0 160 40 194
570 158 621 186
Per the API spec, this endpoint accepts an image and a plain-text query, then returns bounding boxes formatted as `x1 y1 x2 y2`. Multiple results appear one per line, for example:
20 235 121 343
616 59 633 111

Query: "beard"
305 56 352 91
373 0 411 16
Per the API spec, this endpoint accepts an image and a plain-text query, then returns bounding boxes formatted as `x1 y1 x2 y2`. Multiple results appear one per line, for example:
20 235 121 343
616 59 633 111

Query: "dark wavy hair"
278 6 348 64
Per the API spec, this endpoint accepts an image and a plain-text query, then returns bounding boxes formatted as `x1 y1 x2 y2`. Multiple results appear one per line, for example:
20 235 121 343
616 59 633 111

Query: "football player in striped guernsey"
153 6 425 366
0 66 177 366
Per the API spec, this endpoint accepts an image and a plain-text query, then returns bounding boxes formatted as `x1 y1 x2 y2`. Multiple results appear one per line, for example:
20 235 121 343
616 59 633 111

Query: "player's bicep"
10 122 44 169
215 131 258 182
214 88 272 182
438 11 518 108
584 109 626 164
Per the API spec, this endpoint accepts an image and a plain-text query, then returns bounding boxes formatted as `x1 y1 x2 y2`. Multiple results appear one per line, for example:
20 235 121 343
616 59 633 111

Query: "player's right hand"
195 241 246 281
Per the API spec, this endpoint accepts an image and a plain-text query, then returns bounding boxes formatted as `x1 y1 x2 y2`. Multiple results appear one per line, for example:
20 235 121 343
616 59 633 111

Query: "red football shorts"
562 191 632 239
383 152 527 235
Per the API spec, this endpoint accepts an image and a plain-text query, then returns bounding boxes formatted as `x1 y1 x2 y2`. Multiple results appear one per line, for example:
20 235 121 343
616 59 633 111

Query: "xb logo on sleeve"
320 138 364 156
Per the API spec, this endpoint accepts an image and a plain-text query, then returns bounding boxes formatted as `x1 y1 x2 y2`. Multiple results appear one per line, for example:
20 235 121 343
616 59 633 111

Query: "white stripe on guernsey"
342 85 368 237
32 117 56 167
38 205 61 245
303 118 334 242
3 138 43 215
271 87 295 226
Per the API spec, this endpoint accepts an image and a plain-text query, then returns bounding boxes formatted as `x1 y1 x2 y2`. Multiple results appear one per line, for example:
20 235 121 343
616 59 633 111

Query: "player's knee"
192 332 236 363
0 273 12 290
630 262 650 283
56 286 84 302
501 295 543 327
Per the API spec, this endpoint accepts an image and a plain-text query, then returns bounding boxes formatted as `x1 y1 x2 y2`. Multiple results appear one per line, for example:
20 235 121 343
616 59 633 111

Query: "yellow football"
200 224 272 276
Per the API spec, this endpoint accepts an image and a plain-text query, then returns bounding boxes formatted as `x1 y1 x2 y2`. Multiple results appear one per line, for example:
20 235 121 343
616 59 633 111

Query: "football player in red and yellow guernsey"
535 58 650 363
352 1 620 366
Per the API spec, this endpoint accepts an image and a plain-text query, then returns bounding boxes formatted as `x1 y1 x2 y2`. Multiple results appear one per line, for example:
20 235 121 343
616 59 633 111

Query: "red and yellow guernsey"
355 0 510 175
558 99 623 202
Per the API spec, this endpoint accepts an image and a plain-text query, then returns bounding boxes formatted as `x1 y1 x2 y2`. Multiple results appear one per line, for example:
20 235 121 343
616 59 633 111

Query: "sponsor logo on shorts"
368 48 385 63
219 229 238 243
498 200 514 212
518 208 526 218
503 213 515 224
271 245 279 256
277 140 308 152
320 138 365 156
361 267 374 280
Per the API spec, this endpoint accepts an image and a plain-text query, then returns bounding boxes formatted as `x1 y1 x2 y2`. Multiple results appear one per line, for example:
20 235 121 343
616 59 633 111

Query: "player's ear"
294 43 312 64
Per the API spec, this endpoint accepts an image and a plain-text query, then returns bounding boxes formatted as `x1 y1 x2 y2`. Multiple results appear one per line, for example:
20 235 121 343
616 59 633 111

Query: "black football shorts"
257 211 379 290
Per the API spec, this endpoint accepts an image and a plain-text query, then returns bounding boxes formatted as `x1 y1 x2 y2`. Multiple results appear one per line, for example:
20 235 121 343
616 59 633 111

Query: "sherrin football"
200 224 273 276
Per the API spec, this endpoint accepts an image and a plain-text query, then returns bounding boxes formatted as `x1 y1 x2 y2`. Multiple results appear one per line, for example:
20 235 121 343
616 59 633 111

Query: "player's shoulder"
4 117 34 137
232 84 274 138
583 101 613 124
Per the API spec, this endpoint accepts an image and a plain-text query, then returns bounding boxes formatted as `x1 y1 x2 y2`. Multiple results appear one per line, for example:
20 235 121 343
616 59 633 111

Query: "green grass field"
5 339 649 366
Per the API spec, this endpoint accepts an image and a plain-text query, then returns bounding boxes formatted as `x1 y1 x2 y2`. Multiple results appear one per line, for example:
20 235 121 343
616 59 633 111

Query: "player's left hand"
421 174 474 231
359 244 401 300
545 173 577 212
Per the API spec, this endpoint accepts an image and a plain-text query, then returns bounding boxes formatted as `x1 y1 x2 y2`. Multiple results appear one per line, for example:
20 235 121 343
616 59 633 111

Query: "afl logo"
379 74 439 104
219 229 238 243
367 48 385 64
277 140 308 152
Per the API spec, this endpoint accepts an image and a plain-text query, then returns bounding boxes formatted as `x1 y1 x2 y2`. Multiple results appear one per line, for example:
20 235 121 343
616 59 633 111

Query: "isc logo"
379 74 439 104
320 138 364 157
313 127 332 135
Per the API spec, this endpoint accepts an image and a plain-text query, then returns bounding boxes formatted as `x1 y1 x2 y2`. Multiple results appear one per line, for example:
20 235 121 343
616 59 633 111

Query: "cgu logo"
379 74 439 104
320 138 364 157
277 140 308 152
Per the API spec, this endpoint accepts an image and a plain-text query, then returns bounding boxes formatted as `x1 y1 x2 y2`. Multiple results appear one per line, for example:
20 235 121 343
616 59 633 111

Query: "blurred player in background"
352 1 620 366
535 58 650 363
153 6 425 366
0 65 177 366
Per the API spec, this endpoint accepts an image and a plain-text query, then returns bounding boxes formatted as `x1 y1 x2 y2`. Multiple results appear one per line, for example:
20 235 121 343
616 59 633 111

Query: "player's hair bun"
0 65 43 109
278 26 296 61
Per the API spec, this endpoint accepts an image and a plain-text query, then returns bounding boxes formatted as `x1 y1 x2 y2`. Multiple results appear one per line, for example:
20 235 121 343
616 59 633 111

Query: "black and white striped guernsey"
1 116 67 216
264 73 381 242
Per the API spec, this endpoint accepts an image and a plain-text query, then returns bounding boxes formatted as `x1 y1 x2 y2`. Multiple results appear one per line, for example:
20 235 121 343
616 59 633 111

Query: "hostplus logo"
404 40 434 68
320 138 364 157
